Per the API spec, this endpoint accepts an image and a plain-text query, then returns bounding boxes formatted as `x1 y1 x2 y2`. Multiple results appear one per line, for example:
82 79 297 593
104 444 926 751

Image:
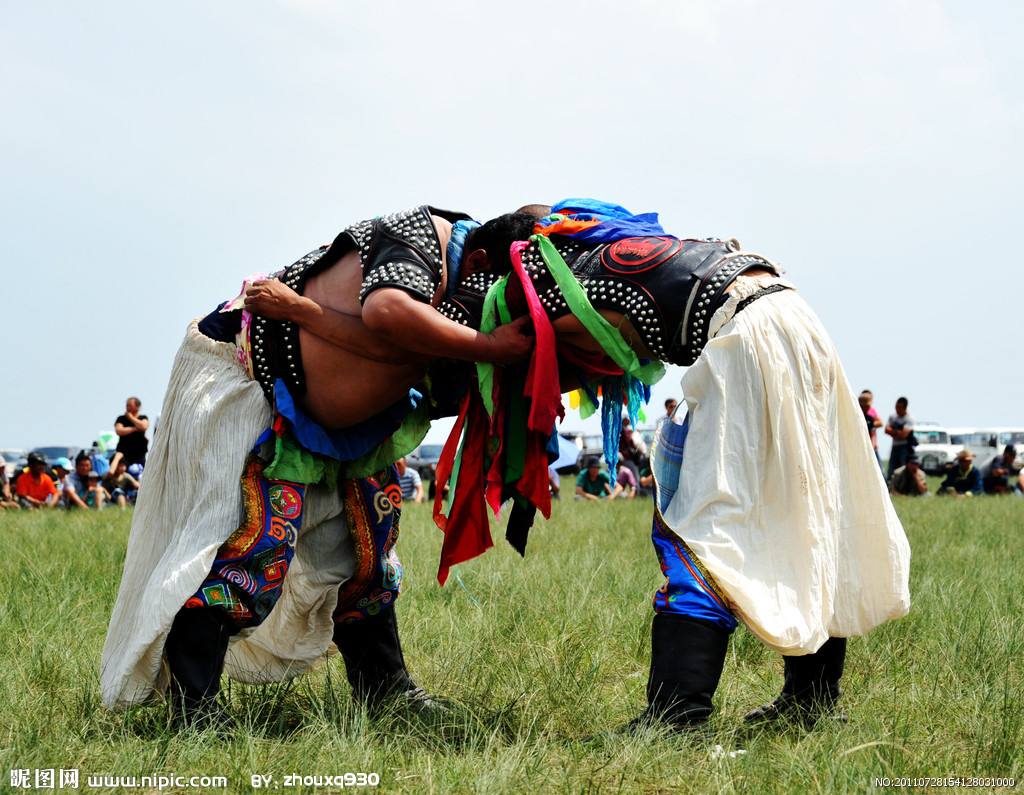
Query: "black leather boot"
332 609 445 716
164 606 237 732
627 613 730 733
743 636 848 728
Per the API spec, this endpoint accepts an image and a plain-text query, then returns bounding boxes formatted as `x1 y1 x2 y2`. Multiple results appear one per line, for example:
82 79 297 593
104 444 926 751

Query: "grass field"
1 482 1021 794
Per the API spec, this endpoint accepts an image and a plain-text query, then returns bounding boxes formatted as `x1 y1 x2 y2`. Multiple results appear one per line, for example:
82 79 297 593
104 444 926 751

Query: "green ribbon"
534 235 665 385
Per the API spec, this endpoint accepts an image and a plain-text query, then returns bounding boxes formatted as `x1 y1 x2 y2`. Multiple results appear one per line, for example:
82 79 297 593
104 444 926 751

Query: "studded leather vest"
524 236 778 366
250 206 470 401
439 235 778 367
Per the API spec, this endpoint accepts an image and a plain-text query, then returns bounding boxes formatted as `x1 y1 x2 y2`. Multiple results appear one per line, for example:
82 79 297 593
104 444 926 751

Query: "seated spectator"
102 459 140 509
613 458 638 499
576 456 613 501
86 471 111 509
937 449 983 497
395 456 423 504
980 445 1017 494
89 443 111 477
888 450 929 497
53 457 73 504
65 452 106 510
548 463 561 500
618 417 647 487
0 455 18 509
16 451 61 509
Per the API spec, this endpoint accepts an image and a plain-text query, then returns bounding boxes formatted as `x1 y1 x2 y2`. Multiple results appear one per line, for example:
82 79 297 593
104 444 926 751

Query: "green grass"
1 490 1021 793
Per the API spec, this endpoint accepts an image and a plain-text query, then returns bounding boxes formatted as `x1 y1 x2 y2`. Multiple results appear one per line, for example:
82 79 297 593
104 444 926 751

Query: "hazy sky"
3 0 1021 457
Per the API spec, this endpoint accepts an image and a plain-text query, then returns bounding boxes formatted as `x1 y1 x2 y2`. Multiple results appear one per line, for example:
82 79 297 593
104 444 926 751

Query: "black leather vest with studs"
521 235 779 366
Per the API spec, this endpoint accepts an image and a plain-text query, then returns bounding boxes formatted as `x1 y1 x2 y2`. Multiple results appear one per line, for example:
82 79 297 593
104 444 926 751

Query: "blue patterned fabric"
649 414 738 630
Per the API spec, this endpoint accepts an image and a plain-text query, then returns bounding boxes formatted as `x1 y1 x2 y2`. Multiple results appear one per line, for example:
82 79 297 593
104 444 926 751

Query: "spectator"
884 396 916 478
655 397 679 427
16 451 61 509
113 396 150 469
0 455 18 509
53 457 73 505
548 464 561 500
87 471 111 509
858 390 884 473
89 443 111 476
395 457 423 503
613 458 638 498
980 445 1017 494
619 417 647 488
66 452 106 510
888 450 929 497
576 455 613 501
937 450 983 497
102 459 140 509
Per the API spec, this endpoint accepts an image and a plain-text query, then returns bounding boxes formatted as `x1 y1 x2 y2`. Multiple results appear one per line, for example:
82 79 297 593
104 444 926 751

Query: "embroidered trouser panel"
187 458 404 629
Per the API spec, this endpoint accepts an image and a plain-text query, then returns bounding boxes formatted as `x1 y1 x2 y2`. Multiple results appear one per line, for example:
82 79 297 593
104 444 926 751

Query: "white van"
912 423 959 475
948 427 1024 472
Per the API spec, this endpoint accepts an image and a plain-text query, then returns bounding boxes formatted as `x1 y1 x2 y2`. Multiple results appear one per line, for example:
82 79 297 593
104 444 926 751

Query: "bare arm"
362 287 534 365
65 484 89 510
245 279 421 365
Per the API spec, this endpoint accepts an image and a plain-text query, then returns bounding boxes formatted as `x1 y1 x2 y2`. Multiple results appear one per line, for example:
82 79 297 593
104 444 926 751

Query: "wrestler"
499 200 911 733
249 200 911 733
100 207 535 731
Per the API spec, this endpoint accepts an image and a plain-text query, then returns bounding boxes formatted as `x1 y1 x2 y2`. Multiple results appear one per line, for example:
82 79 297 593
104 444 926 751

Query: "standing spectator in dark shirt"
980 445 1016 494
113 396 150 469
938 449 983 497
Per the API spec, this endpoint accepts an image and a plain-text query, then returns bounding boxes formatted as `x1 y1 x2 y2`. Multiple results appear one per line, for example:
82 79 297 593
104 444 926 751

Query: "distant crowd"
4 392 1020 512
1 397 150 512
859 391 1023 499
570 394 1023 503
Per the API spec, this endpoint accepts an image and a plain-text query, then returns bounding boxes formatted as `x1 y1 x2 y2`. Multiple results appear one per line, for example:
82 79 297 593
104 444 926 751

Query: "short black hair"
464 212 537 275
75 451 90 464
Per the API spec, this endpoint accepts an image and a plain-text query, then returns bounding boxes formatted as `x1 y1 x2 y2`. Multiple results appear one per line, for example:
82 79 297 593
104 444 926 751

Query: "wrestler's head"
515 204 553 219
461 212 538 278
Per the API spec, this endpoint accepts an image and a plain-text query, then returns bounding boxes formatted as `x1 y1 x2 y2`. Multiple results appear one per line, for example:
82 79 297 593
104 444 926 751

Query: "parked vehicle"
911 423 959 475
406 444 444 483
1 448 27 481
30 446 82 467
948 427 1024 472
